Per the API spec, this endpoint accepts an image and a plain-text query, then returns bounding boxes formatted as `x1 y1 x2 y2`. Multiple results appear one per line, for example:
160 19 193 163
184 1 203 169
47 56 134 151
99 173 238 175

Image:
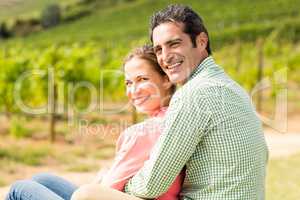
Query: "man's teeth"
168 62 181 69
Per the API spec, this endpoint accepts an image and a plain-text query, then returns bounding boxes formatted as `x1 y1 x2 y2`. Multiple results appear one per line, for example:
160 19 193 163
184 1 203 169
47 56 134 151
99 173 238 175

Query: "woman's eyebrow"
125 74 148 81
136 75 148 79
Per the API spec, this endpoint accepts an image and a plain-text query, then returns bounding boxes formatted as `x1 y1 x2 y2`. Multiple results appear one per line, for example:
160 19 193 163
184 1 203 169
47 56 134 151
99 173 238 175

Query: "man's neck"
179 54 210 86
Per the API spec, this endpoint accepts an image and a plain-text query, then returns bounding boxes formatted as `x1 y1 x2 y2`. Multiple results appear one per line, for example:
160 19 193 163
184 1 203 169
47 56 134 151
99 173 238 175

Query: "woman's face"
124 57 171 115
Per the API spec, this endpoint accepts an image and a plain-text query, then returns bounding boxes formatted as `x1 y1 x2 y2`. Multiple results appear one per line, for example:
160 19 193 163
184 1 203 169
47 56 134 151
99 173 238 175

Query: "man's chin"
169 74 185 85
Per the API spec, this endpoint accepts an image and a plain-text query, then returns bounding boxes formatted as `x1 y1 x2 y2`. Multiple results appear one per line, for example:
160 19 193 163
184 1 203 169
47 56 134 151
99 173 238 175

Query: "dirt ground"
1 115 300 199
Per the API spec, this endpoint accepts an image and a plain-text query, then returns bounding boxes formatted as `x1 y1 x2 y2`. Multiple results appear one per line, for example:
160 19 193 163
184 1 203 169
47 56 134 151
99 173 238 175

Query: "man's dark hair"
150 4 211 55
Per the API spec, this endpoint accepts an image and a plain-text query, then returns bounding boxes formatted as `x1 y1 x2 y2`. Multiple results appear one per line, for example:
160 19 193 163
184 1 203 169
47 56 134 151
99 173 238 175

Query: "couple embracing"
6 4 268 200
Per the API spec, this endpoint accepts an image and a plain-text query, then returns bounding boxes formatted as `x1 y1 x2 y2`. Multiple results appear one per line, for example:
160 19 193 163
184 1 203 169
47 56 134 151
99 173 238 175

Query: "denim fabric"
6 173 78 200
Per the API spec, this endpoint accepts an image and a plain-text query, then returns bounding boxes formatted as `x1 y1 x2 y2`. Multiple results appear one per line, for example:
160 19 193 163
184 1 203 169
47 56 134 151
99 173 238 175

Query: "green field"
0 0 71 21
267 153 300 200
1 0 299 47
0 1 300 198
1 0 299 99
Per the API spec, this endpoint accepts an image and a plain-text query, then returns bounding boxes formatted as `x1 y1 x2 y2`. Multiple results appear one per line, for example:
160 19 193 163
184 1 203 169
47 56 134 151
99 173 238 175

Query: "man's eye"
171 42 179 47
125 81 132 86
155 48 162 55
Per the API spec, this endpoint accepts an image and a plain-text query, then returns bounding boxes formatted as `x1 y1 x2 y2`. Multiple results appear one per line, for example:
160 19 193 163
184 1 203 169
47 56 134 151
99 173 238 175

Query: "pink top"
101 107 185 200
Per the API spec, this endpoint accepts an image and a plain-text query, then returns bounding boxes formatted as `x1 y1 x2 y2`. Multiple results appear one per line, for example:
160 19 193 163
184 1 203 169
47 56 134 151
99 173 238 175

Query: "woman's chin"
135 105 161 116
135 106 148 114
134 105 152 115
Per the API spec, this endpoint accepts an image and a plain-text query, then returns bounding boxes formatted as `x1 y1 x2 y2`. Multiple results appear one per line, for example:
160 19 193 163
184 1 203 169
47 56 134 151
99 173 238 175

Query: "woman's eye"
139 77 149 82
125 81 131 86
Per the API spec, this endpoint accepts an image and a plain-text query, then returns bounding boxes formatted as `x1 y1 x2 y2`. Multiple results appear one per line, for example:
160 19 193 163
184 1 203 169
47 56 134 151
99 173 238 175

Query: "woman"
6 45 184 200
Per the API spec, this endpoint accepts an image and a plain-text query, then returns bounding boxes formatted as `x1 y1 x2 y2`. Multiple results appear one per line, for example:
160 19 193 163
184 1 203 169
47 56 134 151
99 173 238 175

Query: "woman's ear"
162 75 173 90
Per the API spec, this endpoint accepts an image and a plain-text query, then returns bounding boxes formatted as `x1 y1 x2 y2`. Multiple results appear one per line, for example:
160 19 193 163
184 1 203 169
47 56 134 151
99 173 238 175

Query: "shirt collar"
188 56 216 81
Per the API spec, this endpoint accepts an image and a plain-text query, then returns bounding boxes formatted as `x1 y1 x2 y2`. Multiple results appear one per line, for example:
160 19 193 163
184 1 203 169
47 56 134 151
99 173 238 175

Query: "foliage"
9 117 31 139
41 4 61 28
0 0 299 140
266 153 300 200
1 0 299 48
0 37 299 117
0 143 50 166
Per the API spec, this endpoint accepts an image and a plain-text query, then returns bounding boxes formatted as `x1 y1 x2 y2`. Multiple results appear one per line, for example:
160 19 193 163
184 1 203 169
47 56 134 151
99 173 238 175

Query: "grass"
266 153 300 200
0 0 66 22
2 0 300 48
1 129 115 160
0 136 115 185
0 143 51 166
1 1 299 105
1 136 300 200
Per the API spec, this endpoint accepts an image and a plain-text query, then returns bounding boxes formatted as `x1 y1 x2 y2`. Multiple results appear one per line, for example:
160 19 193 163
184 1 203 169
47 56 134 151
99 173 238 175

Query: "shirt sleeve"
124 90 212 198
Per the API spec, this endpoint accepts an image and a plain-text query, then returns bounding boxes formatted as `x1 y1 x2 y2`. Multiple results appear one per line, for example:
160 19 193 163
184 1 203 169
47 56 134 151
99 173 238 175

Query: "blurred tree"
41 4 61 29
0 22 11 39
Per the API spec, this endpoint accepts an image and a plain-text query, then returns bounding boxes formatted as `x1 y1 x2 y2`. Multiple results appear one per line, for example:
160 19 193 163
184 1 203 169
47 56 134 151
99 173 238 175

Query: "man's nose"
161 47 170 63
162 48 172 65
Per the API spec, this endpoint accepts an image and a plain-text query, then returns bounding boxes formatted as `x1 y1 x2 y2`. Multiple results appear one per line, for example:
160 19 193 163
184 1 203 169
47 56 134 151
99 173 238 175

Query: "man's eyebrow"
166 38 182 45
154 38 183 50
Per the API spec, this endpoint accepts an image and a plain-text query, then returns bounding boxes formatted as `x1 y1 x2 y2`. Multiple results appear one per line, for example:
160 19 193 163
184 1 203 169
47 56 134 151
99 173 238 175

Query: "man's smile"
165 60 183 74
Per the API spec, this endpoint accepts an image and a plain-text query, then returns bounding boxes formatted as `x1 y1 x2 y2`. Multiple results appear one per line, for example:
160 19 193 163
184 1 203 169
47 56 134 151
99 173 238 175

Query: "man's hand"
71 184 143 200
71 184 96 200
91 168 109 184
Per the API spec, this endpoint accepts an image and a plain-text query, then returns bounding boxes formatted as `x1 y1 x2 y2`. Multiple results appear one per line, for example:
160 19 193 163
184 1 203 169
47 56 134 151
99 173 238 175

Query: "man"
71 4 268 200
124 4 268 200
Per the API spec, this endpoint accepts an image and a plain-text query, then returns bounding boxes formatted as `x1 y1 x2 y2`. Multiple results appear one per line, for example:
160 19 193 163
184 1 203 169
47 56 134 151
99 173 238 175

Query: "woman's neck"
147 106 168 117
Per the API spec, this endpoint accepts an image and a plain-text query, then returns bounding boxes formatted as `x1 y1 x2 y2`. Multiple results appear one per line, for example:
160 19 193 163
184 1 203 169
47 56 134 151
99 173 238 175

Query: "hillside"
0 0 58 21
1 0 300 48
0 0 299 113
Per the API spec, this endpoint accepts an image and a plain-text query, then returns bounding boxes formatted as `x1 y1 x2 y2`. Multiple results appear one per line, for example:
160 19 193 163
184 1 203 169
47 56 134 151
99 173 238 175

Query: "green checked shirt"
125 56 268 200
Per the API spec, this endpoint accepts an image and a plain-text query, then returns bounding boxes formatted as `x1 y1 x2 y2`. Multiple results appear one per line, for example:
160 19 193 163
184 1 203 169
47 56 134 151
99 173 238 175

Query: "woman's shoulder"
120 117 164 141
125 117 161 134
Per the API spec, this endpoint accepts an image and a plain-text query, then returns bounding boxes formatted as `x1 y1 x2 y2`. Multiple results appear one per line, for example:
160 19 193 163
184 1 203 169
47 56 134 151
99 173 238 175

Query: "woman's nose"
131 83 141 96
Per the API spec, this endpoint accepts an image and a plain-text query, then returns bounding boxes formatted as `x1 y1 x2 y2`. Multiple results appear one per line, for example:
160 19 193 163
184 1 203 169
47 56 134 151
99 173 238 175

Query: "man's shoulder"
173 71 250 112
178 74 228 97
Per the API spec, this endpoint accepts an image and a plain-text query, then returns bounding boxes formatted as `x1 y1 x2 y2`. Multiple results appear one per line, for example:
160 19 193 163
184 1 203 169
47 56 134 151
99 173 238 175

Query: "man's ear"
196 32 208 50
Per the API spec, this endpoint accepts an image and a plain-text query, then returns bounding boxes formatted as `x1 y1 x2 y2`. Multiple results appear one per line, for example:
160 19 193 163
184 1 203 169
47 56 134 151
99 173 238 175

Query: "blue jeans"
6 173 78 200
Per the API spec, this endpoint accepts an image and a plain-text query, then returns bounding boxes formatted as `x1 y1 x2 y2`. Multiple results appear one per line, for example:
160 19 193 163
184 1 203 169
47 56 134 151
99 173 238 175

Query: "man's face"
152 22 205 85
